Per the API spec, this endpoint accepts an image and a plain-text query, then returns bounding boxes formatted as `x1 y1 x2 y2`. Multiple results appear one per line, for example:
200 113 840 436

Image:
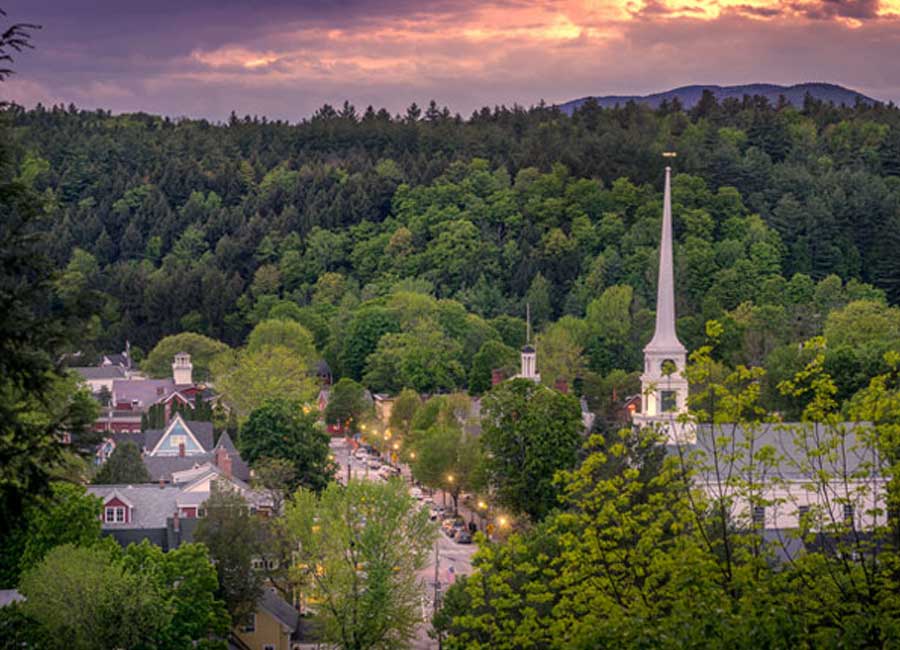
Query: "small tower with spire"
518 303 540 383
632 155 693 443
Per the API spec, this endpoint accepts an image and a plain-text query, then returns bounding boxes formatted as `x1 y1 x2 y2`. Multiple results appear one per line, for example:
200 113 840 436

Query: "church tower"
632 159 693 443
518 304 540 383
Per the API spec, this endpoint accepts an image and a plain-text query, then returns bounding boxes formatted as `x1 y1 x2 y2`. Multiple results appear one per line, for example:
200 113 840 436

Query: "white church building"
631 160 888 537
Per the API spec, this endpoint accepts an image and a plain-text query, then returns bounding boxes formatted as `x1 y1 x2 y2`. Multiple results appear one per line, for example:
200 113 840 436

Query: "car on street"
455 530 473 544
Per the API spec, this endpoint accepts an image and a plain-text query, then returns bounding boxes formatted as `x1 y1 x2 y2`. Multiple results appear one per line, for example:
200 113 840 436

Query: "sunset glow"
4 0 900 120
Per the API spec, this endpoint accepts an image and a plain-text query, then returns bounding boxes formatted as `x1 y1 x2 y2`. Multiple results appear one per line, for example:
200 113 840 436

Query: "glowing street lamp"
498 516 510 528
477 501 487 511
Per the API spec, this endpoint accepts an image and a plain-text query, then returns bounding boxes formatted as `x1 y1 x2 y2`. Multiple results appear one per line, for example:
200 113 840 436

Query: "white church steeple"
632 157 693 443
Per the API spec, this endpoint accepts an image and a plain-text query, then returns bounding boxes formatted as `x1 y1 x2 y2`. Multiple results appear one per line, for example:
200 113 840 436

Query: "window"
660 359 677 375
241 613 255 633
169 434 186 448
267 559 279 570
752 505 766 527
251 558 265 570
105 506 126 523
798 505 810 522
264 645 275 650
843 503 855 524
197 508 206 518
660 390 677 413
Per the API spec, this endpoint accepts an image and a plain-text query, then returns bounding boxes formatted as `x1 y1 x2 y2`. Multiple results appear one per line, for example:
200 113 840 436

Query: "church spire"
645 161 685 354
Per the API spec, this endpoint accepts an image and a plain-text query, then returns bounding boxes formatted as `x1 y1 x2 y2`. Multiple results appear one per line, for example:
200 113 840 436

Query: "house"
71 364 128 394
88 454 269 550
84 353 207 434
233 588 300 650
96 413 250 483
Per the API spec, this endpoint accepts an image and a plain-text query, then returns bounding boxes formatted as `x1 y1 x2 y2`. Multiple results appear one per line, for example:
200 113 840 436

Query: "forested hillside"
6 93 900 416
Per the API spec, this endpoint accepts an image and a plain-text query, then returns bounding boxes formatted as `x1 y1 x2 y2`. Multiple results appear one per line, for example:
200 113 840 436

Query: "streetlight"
498 516 510 528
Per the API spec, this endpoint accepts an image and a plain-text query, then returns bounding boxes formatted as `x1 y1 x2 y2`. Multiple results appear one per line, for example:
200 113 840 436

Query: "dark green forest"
6 93 900 415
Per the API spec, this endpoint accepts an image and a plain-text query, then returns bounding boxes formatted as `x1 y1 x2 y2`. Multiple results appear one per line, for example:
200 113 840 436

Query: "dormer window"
105 506 126 523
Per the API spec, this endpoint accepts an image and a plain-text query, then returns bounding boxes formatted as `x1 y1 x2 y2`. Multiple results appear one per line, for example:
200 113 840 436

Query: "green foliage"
284 479 437 650
364 320 465 393
122 540 230 650
410 423 483 512
12 482 103 582
93 440 150 484
324 377 370 431
143 332 229 380
194 486 264 621
468 339 517 394
246 318 317 359
480 379 583 521
19 544 169 650
240 398 333 491
213 345 317 419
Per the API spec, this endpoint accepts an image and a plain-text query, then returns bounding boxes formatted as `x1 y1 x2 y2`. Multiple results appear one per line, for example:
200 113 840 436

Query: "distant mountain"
558 83 878 114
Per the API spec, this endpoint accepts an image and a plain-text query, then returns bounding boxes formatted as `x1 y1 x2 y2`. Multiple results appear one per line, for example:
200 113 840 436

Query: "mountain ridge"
558 83 879 114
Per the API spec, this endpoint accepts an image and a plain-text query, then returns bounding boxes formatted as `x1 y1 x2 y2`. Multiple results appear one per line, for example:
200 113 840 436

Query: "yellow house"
233 589 299 650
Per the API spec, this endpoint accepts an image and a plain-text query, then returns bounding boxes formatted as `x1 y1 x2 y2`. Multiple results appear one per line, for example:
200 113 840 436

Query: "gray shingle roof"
144 450 250 483
113 379 176 409
87 485 182 529
260 588 300 631
672 422 878 479
72 366 127 381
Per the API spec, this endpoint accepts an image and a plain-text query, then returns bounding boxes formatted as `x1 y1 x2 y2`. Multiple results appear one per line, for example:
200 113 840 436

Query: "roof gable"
149 413 207 456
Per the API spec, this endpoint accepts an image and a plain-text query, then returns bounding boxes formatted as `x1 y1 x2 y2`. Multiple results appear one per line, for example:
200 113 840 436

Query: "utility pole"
433 539 442 650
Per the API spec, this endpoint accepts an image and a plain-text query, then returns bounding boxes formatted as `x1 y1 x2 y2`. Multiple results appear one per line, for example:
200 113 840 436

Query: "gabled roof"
87 485 182 529
147 415 214 456
145 451 251 483
214 430 238 454
260 588 299 632
102 488 135 508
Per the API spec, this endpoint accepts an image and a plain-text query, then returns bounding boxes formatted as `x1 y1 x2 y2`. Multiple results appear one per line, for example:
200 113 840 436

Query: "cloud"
3 0 900 120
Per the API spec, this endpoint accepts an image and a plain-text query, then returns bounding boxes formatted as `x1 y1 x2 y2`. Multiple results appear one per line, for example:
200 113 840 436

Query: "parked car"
455 530 473 544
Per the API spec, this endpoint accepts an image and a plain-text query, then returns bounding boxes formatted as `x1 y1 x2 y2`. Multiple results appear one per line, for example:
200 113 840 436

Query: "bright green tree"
123 540 230 650
410 424 483 513
246 318 317 359
19 544 169 650
284 479 436 650
212 345 317 419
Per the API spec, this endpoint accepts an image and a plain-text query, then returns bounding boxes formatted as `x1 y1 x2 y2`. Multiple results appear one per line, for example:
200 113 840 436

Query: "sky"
2 0 899 122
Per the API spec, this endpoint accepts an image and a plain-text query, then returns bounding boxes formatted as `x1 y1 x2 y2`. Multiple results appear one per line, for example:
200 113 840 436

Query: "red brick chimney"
215 446 232 478
491 368 504 386
555 377 569 394
178 442 185 457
